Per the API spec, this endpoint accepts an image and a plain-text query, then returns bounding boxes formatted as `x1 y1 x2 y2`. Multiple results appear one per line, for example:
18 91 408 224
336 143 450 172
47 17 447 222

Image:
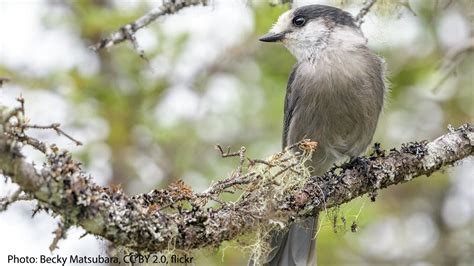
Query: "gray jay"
258 4 386 266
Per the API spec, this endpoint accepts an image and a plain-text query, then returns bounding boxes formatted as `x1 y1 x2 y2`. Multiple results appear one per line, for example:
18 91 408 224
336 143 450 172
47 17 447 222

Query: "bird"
258 4 386 266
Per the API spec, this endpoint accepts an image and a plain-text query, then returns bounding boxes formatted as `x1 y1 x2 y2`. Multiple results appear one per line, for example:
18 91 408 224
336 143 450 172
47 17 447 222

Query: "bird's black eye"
292 16 306 27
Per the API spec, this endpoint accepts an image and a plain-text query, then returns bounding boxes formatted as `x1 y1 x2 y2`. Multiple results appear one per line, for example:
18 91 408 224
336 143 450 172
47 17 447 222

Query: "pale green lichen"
232 143 315 264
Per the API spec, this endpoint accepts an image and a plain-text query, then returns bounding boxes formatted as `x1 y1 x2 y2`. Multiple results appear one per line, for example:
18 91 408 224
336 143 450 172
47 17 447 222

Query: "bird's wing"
282 64 300 149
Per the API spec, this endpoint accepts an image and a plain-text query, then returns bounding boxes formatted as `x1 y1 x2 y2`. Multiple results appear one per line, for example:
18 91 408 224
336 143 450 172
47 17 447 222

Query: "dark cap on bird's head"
292 4 356 28
259 5 357 42
259 4 365 61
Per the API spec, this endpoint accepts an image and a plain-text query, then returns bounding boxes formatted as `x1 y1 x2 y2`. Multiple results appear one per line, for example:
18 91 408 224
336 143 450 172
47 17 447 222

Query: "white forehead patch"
270 10 292 33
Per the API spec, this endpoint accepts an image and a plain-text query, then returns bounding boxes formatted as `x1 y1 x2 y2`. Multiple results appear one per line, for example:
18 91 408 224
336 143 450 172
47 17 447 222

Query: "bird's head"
260 5 366 62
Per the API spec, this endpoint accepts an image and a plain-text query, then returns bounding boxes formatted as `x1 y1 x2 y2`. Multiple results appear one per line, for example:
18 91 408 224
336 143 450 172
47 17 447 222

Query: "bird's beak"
259 32 285 42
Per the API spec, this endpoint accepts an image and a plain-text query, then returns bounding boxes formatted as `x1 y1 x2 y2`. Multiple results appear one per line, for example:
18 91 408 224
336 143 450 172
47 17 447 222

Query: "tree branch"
90 0 208 52
354 0 377 27
0 102 472 256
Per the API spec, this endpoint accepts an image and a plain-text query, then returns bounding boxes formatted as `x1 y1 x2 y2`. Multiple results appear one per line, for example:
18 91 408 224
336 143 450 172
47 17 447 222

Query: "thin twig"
4 97 82 150
354 0 377 27
24 123 83 146
90 0 208 52
248 158 275 167
273 162 299 178
200 172 258 196
215 144 242 158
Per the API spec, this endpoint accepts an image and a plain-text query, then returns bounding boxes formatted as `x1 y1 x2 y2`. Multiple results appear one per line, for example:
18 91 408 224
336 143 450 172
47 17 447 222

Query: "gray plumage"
258 4 386 266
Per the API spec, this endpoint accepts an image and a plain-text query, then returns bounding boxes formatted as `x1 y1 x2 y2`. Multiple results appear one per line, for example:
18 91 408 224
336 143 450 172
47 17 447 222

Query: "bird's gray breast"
284 48 385 174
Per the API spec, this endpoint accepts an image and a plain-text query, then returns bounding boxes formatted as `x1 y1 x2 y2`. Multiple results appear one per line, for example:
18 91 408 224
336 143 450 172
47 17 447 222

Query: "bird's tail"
263 213 319 266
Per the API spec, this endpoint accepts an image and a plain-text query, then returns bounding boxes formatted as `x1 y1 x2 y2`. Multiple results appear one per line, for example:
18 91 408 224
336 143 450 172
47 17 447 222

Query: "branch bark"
0 103 472 253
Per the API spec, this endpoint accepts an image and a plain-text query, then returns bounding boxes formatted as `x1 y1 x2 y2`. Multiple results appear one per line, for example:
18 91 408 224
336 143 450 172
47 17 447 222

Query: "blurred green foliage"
1 0 472 265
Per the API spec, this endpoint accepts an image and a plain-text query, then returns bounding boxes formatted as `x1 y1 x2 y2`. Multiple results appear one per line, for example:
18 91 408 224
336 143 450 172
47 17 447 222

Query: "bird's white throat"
284 25 367 63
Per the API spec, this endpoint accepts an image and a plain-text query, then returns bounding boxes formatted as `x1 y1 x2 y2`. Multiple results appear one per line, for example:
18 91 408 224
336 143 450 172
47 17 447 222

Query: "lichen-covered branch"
0 102 472 255
90 0 208 52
